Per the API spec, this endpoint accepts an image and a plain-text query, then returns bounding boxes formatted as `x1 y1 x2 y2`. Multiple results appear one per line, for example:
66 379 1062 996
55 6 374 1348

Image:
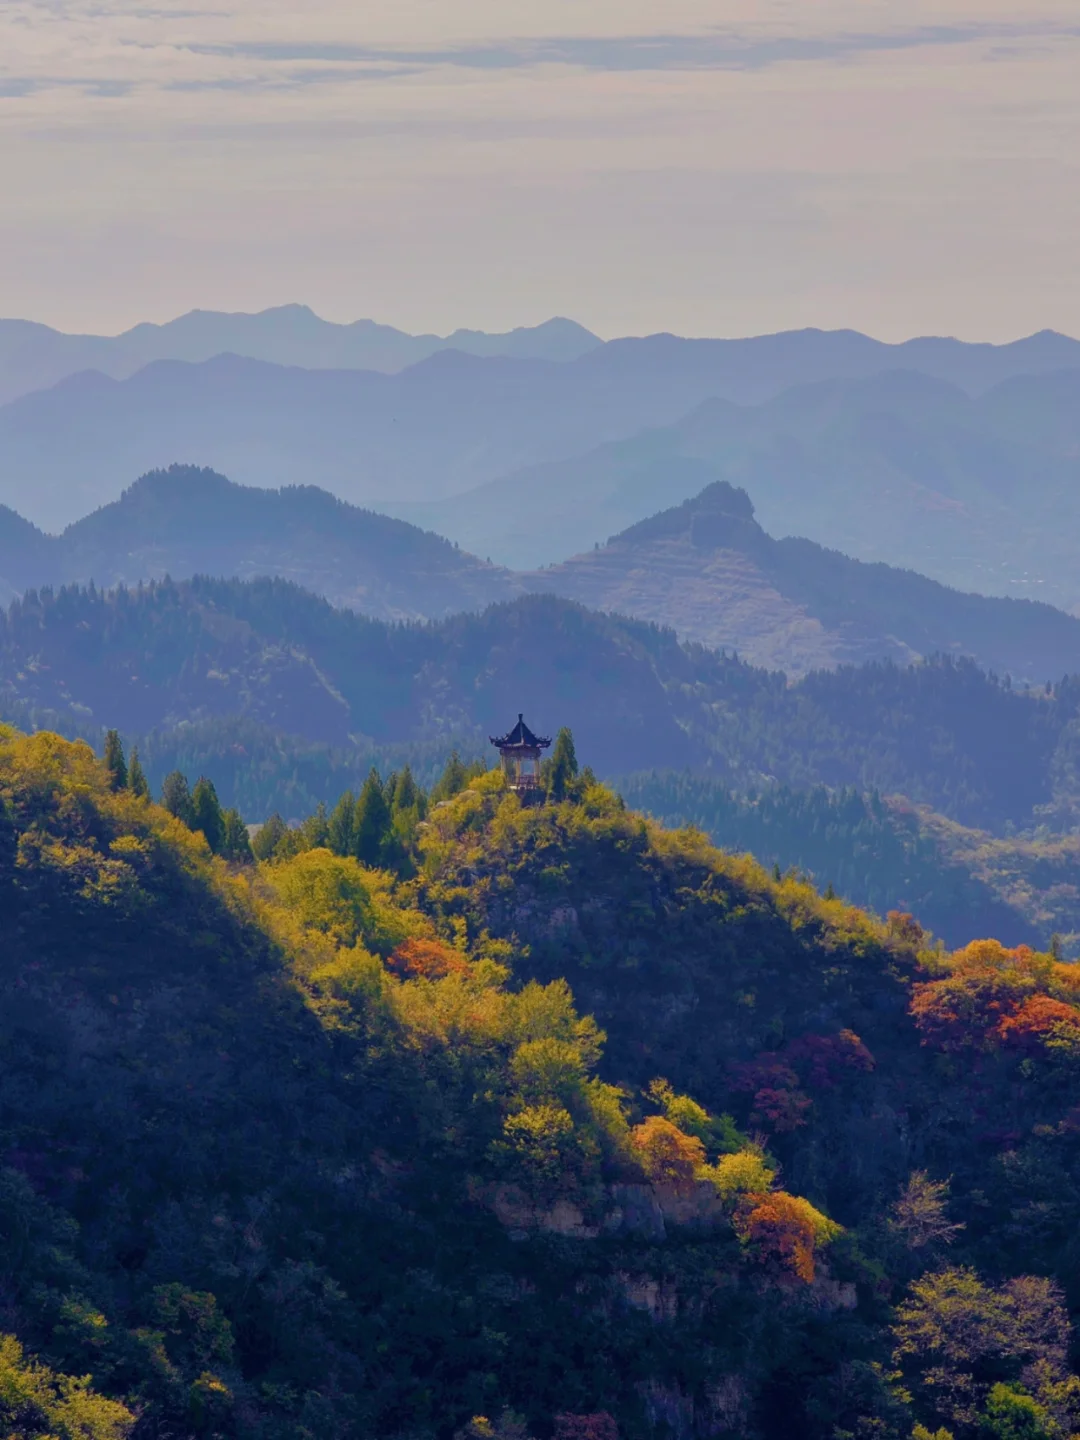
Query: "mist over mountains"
0 306 601 406
1 317 1078 611
392 367 1080 606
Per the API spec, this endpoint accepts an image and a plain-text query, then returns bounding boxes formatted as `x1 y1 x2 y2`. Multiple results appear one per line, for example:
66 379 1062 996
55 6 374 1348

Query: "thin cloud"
182 21 1080 78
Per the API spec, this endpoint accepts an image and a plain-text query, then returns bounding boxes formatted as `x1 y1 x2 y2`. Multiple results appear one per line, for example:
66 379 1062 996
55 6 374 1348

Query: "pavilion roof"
490 714 551 751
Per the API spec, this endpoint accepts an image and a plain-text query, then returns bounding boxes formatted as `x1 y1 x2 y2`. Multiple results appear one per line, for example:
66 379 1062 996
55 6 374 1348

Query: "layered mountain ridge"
4 465 1079 685
0 306 601 404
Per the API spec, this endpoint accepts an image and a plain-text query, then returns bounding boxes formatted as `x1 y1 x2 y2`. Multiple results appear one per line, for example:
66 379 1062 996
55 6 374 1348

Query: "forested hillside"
6 725 1080 1439
0 467 513 621
4 576 1080 830
617 772 1080 954
10 468 1080 686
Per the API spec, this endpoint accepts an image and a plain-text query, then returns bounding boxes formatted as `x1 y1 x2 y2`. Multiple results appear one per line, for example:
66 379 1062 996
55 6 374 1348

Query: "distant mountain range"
393 367 1080 607
3 308 1076 410
1 324 1078 548
2 316 1080 605
0 306 601 405
4 466 1080 685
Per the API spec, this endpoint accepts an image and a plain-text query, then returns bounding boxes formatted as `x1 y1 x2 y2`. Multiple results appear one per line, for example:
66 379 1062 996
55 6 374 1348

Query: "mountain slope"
0 466 513 621
529 480 1080 680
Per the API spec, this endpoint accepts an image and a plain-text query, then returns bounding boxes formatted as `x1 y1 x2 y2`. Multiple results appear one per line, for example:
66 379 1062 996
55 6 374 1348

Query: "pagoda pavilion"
490 714 551 794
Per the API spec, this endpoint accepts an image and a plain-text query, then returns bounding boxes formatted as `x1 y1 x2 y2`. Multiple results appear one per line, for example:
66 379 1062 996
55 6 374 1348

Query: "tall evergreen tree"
103 730 127 791
191 777 226 854
303 801 330 850
391 764 424 819
220 808 254 863
327 791 356 857
252 813 288 862
128 747 150 799
161 771 194 827
546 727 579 802
353 768 392 867
431 751 468 803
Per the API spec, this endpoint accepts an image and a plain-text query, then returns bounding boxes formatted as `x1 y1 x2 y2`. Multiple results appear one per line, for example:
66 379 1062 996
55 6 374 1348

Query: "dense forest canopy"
6 724 1080 1438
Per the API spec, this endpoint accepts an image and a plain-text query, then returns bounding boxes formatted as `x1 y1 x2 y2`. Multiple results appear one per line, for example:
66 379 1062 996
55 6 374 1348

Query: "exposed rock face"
488 1178 726 1243
615 1273 679 1322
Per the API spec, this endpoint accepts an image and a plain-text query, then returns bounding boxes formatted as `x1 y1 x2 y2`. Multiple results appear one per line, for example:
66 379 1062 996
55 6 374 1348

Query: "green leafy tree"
327 791 356 857
982 1384 1055 1440
127 747 149 800
353 768 391 867
190 777 225 855
161 771 194 828
102 730 127 792
220 808 253 863
546 727 579 801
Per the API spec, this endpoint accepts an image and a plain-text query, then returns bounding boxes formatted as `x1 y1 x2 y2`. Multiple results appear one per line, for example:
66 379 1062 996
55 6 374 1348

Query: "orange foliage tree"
910 940 1040 1051
388 937 471 980
997 994 1080 1056
736 1191 841 1284
629 1116 705 1194
911 939 1080 1058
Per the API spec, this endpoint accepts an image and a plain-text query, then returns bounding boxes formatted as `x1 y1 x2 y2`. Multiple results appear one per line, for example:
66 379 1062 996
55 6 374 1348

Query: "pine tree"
302 802 330 850
103 730 127 791
252 813 288 862
128 747 150 799
191 777 226 854
392 764 424 818
327 791 356 856
353 768 392 867
161 771 194 827
431 751 468 803
546 727 579 802
220 808 254 862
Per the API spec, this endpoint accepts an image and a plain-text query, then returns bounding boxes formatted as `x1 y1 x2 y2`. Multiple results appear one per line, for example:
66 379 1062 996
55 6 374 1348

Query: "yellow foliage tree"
0 1333 134 1440
708 1149 777 1201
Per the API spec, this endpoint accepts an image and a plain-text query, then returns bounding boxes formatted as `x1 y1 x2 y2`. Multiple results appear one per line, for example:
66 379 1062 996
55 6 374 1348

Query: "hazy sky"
2 1 1078 340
